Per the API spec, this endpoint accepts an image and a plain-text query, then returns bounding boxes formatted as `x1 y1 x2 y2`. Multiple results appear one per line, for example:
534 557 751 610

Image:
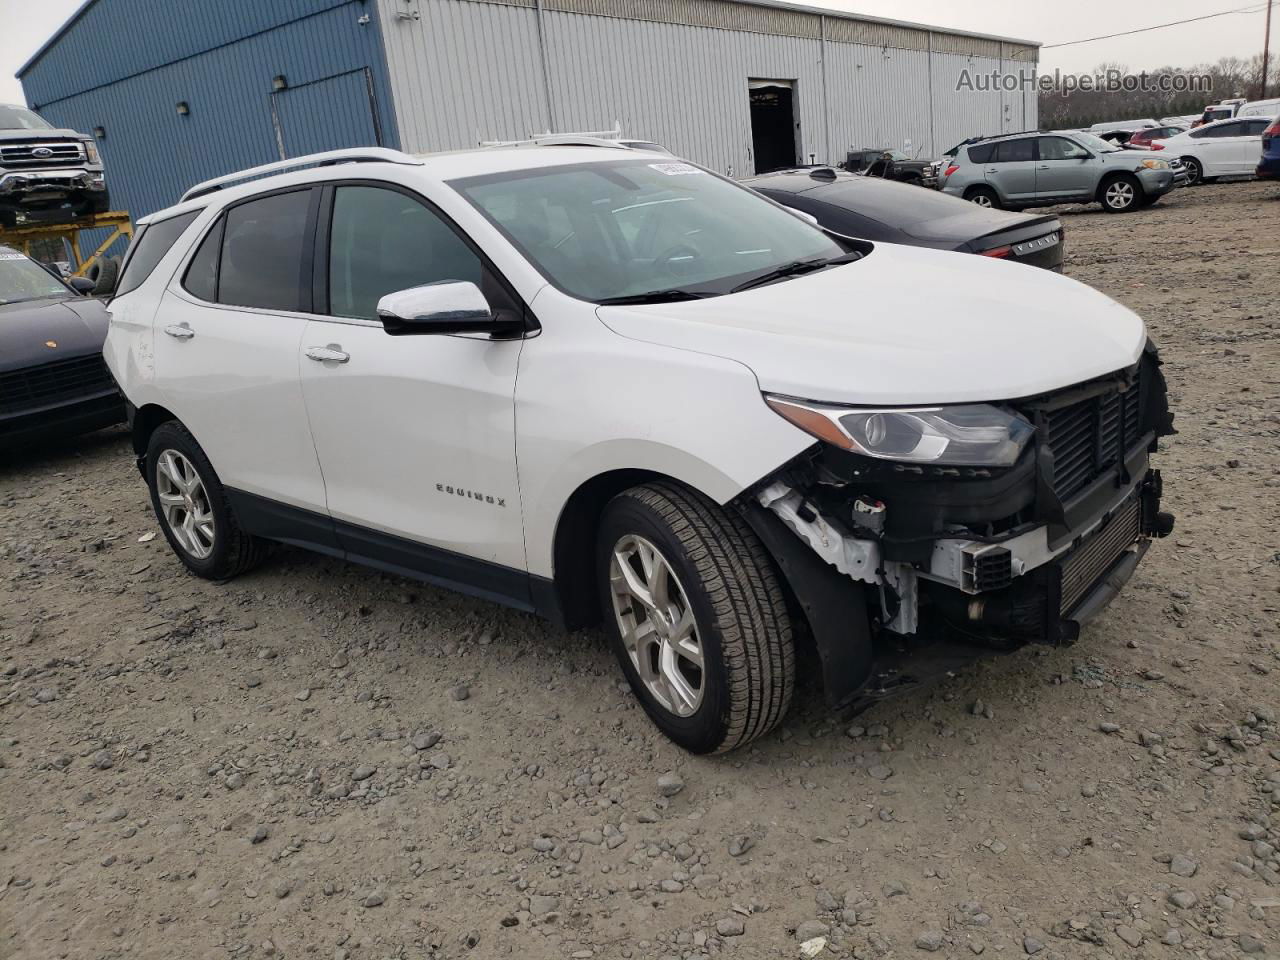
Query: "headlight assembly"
765 395 1034 467
1139 158 1168 170
84 140 100 164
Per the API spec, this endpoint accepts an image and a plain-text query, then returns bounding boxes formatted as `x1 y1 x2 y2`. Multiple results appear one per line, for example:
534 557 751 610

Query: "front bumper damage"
739 346 1176 710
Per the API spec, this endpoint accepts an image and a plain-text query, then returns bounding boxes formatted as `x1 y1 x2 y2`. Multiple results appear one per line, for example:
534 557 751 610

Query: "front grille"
0 355 115 416
0 141 85 169
1043 370 1142 501
1059 495 1142 614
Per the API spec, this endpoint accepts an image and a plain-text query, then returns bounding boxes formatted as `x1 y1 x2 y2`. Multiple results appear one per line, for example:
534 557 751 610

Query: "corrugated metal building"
17 0 1037 228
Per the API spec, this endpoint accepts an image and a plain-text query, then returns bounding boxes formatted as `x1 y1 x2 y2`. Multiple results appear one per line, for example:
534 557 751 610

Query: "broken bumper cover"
742 350 1176 708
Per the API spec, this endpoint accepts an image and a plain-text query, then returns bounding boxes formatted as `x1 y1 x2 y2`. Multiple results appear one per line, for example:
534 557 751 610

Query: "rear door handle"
986 168 999 174
305 345 350 364
163 323 194 340
1037 164 1050 170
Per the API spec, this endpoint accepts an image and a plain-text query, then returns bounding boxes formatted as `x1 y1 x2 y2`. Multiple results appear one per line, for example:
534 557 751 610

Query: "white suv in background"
1152 116 1272 184
104 144 1174 753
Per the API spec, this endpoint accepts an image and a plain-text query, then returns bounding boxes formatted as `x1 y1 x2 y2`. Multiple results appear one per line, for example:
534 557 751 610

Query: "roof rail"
480 124 626 149
180 147 423 202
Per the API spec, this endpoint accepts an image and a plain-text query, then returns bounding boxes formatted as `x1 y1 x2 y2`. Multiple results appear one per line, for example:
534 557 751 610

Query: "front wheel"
1180 157 1203 186
146 422 268 580
1101 175 1141 213
597 483 795 754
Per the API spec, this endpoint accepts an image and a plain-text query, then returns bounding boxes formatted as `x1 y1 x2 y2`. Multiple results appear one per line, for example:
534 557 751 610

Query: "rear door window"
1205 122 1243 138
993 139 1034 163
217 189 314 312
115 211 201 297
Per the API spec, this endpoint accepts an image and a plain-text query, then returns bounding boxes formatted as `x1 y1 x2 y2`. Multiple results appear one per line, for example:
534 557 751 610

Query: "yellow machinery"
0 211 133 277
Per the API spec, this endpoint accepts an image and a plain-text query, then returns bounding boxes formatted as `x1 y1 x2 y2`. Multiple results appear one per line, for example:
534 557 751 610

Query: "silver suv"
938 131 1175 213
0 103 108 228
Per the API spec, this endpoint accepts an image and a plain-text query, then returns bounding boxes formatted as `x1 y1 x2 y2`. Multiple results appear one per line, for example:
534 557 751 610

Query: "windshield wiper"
595 288 716 306
730 251 863 293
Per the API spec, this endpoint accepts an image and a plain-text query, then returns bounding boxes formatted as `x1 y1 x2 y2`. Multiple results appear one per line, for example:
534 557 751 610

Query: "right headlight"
765 395 1034 467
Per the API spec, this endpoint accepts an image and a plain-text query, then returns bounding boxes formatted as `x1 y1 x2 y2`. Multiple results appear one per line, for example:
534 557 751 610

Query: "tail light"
943 164 960 178
980 245 1011 258
1150 141 1164 150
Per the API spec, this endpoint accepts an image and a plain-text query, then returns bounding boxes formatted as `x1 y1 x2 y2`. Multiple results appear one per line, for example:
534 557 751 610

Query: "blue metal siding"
19 0 398 247
20 0 357 106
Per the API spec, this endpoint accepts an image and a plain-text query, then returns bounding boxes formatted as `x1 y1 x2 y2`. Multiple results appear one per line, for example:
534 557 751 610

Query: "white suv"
104 144 1175 754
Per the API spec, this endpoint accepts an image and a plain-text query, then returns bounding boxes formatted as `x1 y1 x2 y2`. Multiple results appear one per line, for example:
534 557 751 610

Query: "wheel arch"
131 402 183 459
547 467 685 631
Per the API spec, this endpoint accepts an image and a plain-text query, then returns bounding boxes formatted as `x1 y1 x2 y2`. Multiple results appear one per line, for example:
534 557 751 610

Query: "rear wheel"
1180 157 1203 186
1100 175 1141 213
146 422 268 580
597 482 795 754
965 186 1001 209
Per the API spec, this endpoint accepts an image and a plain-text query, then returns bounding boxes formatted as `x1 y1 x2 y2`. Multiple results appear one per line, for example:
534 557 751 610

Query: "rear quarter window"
115 211 201 297
966 143 995 164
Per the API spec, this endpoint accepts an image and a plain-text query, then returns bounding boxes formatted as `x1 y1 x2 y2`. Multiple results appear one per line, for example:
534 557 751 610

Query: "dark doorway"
749 81 797 174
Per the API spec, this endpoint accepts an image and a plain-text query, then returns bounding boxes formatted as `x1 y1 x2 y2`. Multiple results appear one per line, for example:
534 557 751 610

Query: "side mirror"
376 281 519 337
68 276 96 295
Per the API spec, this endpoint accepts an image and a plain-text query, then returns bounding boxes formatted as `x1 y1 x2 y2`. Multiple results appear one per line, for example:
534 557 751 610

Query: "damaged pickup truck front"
744 347 1175 710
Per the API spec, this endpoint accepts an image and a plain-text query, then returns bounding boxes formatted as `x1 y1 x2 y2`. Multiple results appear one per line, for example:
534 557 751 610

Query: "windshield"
1071 132 1121 153
0 104 54 131
453 158 845 302
0 250 70 305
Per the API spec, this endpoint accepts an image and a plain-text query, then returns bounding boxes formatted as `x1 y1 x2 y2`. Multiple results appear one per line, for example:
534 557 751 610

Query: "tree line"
1037 54 1272 128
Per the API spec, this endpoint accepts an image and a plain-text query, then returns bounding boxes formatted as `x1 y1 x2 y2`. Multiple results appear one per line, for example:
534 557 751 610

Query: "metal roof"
17 0 1037 80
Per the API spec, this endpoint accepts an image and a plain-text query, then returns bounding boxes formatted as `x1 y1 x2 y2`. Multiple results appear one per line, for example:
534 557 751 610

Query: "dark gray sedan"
746 168 1064 271
0 245 123 446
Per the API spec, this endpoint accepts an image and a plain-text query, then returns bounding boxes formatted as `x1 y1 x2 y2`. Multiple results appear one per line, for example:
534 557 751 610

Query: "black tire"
1180 157 1203 186
87 255 120 296
597 482 795 754
146 421 268 580
1100 174 1142 213
964 186 1001 209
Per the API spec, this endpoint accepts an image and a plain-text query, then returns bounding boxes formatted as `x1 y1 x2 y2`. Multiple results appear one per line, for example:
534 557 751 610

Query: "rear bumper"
1257 154 1280 179
0 391 124 446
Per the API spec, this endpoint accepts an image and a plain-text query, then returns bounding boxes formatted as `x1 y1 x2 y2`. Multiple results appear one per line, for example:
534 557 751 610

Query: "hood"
0 295 110 372
596 243 1145 406
0 128 86 143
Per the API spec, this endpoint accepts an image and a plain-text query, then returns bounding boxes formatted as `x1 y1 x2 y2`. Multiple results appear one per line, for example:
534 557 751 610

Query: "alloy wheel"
608 534 705 717
1105 181 1136 210
155 449 216 559
970 193 993 207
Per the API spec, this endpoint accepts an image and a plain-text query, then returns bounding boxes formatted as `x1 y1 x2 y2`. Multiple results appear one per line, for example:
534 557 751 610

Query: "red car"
1126 125 1188 150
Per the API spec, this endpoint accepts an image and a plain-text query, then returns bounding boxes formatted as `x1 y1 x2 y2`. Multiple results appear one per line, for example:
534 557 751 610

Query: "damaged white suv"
105 144 1174 754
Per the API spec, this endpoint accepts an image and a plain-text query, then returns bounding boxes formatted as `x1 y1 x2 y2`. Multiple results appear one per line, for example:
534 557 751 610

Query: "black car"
844 148 934 185
0 245 123 445
745 168 1065 271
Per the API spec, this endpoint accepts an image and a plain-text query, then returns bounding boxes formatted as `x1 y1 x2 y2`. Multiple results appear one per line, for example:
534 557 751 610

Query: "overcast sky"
1 0 1273 105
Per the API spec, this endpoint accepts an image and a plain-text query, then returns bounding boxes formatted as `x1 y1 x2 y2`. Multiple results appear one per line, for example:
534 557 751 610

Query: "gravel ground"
2 178 1279 960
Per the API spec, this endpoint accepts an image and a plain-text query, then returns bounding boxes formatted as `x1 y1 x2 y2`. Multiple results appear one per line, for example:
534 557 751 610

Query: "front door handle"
164 323 194 340
305 345 350 364
1037 164 1050 170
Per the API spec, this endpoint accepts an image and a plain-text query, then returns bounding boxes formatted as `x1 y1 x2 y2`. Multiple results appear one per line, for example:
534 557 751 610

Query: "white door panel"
152 292 327 511
299 319 527 570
